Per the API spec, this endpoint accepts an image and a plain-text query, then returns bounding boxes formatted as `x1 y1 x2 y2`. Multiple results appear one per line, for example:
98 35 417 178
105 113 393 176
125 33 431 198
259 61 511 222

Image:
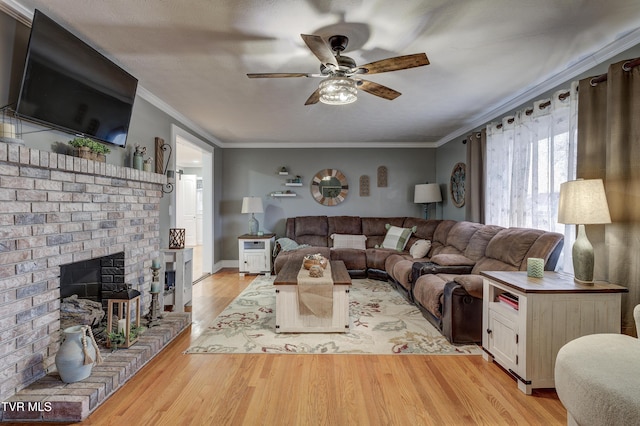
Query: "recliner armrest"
451 274 484 299
411 262 474 284
442 279 482 344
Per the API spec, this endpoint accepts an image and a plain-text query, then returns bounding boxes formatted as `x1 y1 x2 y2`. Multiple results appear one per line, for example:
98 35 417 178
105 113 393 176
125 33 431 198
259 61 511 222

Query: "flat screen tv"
16 9 138 148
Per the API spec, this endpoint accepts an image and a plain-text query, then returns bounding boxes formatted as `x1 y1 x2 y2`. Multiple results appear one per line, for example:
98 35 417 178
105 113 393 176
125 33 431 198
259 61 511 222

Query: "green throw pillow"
380 224 417 251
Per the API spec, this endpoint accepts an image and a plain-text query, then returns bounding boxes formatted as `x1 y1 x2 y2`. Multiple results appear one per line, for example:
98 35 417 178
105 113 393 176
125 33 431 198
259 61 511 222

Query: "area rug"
185 275 481 355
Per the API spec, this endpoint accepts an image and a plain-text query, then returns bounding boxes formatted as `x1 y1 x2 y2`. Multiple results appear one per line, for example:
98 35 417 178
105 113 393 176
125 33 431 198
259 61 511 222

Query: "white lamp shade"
558 179 611 224
414 183 442 204
241 196 263 214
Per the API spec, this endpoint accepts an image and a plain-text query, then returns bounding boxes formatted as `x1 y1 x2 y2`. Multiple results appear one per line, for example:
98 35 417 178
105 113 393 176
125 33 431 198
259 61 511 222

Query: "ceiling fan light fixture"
319 76 357 105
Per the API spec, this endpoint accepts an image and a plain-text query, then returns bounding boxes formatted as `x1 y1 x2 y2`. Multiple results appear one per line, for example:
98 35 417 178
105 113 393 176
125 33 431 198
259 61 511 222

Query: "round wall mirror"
311 169 348 206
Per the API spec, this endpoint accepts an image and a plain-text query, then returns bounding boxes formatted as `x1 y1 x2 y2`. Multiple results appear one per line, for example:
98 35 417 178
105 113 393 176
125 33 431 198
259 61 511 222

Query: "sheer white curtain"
485 83 578 272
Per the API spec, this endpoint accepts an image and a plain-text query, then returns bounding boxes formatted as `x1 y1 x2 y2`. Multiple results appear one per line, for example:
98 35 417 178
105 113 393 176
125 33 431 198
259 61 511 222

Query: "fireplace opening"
59 252 129 339
60 252 126 308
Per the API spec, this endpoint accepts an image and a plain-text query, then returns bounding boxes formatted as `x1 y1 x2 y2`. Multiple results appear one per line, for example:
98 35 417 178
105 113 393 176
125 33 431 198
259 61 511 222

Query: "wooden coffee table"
274 260 352 333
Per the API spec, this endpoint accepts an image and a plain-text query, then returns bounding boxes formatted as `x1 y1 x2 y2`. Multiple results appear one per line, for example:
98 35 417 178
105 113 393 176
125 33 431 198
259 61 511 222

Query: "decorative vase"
55 325 101 383
133 153 143 170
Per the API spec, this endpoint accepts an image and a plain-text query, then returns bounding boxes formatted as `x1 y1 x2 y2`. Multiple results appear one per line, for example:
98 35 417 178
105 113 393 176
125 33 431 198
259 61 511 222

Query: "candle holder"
147 263 163 326
527 258 544 278
106 291 141 348
0 107 23 145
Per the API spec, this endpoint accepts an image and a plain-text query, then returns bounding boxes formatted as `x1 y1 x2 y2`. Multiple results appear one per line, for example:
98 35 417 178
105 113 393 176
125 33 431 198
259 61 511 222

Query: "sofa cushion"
384 253 414 282
366 248 399 271
430 220 457 255
481 228 545 270
380 225 417 251
286 216 329 247
409 239 431 258
330 234 367 250
329 248 367 271
445 221 483 253
430 253 475 266
328 216 362 235
464 224 504 261
391 259 421 291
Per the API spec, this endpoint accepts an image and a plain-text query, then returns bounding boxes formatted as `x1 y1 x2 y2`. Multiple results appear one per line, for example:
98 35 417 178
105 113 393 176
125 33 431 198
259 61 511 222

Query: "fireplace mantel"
0 141 164 402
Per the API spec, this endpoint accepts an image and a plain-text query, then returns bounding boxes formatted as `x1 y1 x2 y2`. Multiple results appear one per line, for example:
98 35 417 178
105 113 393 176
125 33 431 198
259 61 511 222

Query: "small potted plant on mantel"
68 137 111 162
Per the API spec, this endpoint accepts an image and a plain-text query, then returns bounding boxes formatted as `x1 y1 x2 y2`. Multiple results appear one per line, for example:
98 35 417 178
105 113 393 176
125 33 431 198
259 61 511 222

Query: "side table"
238 233 275 277
481 270 628 394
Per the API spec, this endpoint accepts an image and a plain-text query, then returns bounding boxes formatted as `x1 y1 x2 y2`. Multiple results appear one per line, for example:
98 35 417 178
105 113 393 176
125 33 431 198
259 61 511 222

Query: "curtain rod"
590 57 640 86
494 90 571 128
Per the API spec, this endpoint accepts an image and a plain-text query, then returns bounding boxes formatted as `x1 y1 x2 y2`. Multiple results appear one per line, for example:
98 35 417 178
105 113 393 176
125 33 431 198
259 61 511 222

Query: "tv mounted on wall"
16 9 138 148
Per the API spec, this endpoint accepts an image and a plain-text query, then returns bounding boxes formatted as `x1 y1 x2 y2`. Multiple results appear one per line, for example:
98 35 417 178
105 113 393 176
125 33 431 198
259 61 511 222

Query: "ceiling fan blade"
357 53 429 75
304 88 321 105
247 73 310 78
301 34 338 69
357 80 401 100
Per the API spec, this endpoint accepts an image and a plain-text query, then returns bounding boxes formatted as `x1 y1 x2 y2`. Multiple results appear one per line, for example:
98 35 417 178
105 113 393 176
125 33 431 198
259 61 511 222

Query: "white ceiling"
6 0 640 148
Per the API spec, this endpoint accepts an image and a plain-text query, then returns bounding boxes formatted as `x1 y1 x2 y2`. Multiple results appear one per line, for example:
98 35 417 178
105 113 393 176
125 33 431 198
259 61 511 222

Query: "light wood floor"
79 269 566 425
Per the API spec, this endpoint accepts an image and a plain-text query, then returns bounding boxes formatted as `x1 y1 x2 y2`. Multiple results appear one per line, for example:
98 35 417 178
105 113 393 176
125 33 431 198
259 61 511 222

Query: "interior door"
177 174 197 246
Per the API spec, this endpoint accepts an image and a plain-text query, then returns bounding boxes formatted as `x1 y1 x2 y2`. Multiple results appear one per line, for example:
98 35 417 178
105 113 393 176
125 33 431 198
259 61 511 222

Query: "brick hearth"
1 312 190 422
0 141 168 404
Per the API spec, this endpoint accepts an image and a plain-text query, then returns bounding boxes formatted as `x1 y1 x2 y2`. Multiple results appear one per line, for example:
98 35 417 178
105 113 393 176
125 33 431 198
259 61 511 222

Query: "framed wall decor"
359 175 370 196
450 162 466 208
377 166 388 187
311 169 348 206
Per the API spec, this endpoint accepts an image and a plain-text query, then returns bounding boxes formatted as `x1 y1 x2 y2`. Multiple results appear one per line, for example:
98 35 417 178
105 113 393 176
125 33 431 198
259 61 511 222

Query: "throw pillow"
409 239 431 259
380 224 417 251
330 234 367 250
430 253 476 266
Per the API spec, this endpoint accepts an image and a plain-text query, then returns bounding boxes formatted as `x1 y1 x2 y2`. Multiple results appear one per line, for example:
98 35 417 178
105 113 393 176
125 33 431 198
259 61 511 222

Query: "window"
485 85 578 272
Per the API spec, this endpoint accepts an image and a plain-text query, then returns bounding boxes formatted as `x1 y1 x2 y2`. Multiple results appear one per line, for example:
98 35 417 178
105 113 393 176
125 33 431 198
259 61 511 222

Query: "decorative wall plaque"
377 166 387 187
359 175 370 196
155 137 164 174
450 162 466 208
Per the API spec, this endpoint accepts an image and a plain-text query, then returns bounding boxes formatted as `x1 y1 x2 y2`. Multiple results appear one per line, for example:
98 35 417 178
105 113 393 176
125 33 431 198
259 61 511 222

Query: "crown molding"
0 0 33 26
434 27 640 147
135 86 223 148
6 0 640 150
221 140 438 149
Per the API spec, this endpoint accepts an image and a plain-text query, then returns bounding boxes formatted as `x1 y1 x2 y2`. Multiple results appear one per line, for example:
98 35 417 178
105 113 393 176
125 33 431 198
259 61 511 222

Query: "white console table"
162 248 193 312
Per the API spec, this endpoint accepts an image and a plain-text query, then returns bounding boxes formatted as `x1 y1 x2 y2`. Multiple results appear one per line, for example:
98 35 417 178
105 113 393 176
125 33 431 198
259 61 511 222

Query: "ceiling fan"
247 34 429 105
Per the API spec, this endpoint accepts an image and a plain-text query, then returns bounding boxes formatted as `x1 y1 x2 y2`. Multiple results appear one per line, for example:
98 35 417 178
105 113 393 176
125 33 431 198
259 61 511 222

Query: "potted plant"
107 325 146 350
68 137 110 162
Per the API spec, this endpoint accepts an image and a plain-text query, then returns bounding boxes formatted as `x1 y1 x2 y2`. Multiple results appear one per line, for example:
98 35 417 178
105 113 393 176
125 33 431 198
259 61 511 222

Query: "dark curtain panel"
577 59 640 336
465 129 486 223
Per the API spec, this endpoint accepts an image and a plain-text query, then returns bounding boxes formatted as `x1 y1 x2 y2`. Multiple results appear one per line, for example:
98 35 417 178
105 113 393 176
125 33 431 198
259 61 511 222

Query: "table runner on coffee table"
296 263 333 318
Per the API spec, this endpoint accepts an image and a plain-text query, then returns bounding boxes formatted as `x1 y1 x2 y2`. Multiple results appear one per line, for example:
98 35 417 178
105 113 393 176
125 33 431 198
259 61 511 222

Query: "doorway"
172 126 213 282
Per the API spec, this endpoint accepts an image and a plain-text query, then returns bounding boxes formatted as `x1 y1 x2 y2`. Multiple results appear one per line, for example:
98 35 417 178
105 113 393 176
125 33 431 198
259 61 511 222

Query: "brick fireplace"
0 142 165 402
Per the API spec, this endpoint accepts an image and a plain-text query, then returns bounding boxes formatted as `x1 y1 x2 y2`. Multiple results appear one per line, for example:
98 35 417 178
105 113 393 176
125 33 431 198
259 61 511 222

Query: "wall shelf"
273 167 302 197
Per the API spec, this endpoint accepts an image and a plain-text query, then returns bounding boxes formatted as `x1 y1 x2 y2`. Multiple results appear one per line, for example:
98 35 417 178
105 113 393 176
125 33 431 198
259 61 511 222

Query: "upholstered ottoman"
555 306 640 426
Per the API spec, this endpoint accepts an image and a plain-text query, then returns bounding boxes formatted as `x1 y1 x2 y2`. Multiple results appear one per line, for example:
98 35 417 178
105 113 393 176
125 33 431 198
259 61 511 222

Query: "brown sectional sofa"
273 216 564 344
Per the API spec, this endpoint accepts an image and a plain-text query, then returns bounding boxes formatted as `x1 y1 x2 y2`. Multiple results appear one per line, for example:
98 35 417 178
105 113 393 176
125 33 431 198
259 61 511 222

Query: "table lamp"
414 183 442 219
241 196 263 235
557 179 611 284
